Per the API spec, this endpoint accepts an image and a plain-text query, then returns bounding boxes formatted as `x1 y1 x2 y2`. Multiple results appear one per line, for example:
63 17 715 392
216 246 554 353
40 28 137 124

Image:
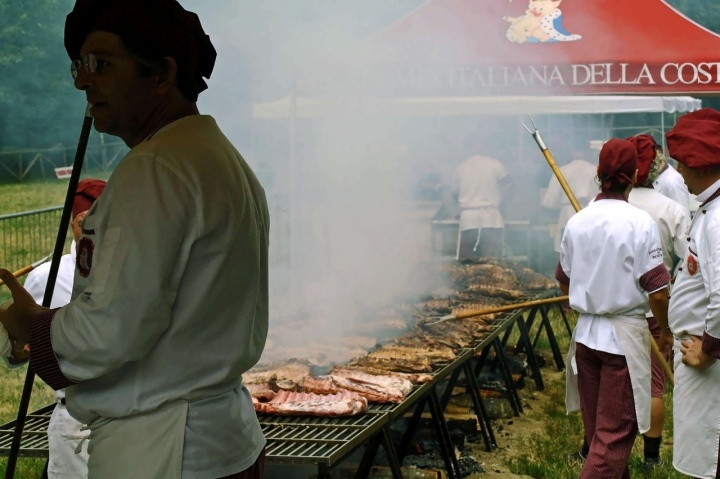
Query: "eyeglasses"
70 54 99 80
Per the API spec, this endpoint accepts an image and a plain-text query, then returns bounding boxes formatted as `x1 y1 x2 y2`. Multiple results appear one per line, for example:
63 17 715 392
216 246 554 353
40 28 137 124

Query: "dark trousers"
458 228 503 260
219 449 265 479
576 343 637 479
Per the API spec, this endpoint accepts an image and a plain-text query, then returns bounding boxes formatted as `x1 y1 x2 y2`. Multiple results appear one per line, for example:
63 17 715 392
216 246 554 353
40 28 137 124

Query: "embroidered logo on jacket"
77 237 94 278
687 254 699 276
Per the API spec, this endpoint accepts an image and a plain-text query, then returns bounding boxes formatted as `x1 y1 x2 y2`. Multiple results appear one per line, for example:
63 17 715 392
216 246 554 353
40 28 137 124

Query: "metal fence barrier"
0 206 67 300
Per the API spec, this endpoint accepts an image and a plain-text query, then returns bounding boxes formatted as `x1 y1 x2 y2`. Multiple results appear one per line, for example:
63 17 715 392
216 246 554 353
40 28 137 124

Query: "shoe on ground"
643 456 663 469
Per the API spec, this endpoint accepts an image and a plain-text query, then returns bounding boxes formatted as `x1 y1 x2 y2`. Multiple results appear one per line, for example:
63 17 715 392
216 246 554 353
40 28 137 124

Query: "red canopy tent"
360 0 720 95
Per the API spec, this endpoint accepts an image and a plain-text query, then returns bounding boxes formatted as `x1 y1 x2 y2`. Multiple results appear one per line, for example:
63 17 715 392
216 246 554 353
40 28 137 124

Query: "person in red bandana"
557 138 671 479
666 108 720 479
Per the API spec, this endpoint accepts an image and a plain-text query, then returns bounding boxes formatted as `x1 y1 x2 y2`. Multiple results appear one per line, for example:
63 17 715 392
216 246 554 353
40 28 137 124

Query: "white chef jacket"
541 159 598 252
560 196 667 433
654 163 693 214
628 187 690 274
34 116 269 479
668 178 720 478
23 244 90 479
454 155 507 231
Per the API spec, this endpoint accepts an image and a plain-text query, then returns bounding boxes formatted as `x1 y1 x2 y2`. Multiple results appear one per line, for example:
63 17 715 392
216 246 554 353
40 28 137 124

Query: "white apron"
456 206 504 258
672 335 720 479
85 400 188 479
566 315 652 434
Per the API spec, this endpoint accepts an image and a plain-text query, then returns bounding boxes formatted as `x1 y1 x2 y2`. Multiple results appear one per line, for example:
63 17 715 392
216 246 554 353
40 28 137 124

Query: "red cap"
73 179 106 218
626 134 659 186
666 108 720 168
597 138 637 190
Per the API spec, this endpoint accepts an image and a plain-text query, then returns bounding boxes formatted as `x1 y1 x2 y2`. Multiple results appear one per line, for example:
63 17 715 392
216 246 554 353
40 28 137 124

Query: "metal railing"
0 206 68 283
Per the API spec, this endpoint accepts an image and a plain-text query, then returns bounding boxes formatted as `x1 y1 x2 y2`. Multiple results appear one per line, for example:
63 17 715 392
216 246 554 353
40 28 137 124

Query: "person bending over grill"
453 138 514 261
0 1 270 478
557 138 671 479
665 108 720 479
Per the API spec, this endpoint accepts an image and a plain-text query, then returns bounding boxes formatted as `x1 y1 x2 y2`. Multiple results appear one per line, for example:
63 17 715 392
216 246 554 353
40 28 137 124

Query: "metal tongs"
521 113 582 212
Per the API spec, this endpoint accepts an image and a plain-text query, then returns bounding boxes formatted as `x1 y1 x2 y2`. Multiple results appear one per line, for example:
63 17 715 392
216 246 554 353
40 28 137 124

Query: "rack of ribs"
254 390 368 417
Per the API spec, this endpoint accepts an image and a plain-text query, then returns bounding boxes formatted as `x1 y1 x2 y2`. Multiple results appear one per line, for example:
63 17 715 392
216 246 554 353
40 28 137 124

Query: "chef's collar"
695 177 720 205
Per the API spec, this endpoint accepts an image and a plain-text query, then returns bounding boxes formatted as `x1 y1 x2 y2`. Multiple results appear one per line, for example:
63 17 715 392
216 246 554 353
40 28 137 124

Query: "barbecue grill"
0 289 567 479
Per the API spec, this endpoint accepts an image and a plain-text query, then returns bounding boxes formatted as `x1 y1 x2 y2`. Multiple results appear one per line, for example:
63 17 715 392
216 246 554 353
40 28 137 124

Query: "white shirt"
24 243 75 308
560 198 665 353
541 159 598 251
454 155 507 230
50 116 269 478
628 187 689 273
654 163 693 214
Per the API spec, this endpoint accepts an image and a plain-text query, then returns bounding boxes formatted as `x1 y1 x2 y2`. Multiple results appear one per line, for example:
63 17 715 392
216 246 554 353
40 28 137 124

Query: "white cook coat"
654 163 693 214
45 116 268 479
668 178 720 478
541 159 598 252
629 187 690 274
454 155 507 231
560 197 666 434
23 244 89 479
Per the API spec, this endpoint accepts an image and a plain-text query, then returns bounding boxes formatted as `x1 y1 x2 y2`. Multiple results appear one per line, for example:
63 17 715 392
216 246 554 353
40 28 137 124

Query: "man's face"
71 210 88 243
676 162 703 195
73 31 161 145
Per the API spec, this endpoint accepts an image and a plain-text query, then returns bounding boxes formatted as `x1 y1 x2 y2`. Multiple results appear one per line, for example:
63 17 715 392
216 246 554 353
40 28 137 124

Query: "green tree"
666 0 720 34
0 0 83 149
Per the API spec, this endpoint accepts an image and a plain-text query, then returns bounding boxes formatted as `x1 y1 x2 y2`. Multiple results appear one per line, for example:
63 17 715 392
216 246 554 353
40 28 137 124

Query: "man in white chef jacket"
0 1 270 478
665 108 720 479
557 138 671 479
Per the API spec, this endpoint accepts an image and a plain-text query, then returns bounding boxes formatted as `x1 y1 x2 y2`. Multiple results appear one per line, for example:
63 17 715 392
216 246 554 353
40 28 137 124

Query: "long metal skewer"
5 105 93 479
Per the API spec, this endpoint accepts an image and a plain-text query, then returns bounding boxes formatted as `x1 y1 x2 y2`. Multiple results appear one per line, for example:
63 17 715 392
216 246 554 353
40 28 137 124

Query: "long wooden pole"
0 254 52 287
425 295 570 326
524 115 674 386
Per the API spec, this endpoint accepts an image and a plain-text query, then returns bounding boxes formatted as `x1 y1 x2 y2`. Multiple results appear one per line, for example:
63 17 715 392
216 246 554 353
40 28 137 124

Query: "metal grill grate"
0 404 55 457
259 410 389 464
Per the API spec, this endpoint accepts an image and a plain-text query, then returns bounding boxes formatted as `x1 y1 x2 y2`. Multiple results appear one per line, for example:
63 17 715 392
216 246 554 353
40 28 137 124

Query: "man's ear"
156 56 178 94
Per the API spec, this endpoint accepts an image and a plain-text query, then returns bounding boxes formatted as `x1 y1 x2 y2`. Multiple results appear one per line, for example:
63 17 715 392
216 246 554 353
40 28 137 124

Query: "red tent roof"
363 0 720 95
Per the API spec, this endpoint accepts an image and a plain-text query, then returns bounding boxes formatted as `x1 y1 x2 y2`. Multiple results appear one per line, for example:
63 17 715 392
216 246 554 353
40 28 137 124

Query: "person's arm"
700 215 720 362
555 262 570 295
31 154 196 386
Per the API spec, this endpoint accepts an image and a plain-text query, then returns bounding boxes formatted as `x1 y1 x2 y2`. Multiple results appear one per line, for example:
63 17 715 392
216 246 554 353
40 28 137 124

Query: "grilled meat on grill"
243 361 311 390
351 355 433 373
331 366 433 384
255 390 368 416
303 371 410 404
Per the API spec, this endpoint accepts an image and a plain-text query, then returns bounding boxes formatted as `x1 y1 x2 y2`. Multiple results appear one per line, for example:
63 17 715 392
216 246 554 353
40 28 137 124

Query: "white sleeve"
23 264 51 304
701 215 720 340
50 153 195 382
672 208 691 263
634 219 665 281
